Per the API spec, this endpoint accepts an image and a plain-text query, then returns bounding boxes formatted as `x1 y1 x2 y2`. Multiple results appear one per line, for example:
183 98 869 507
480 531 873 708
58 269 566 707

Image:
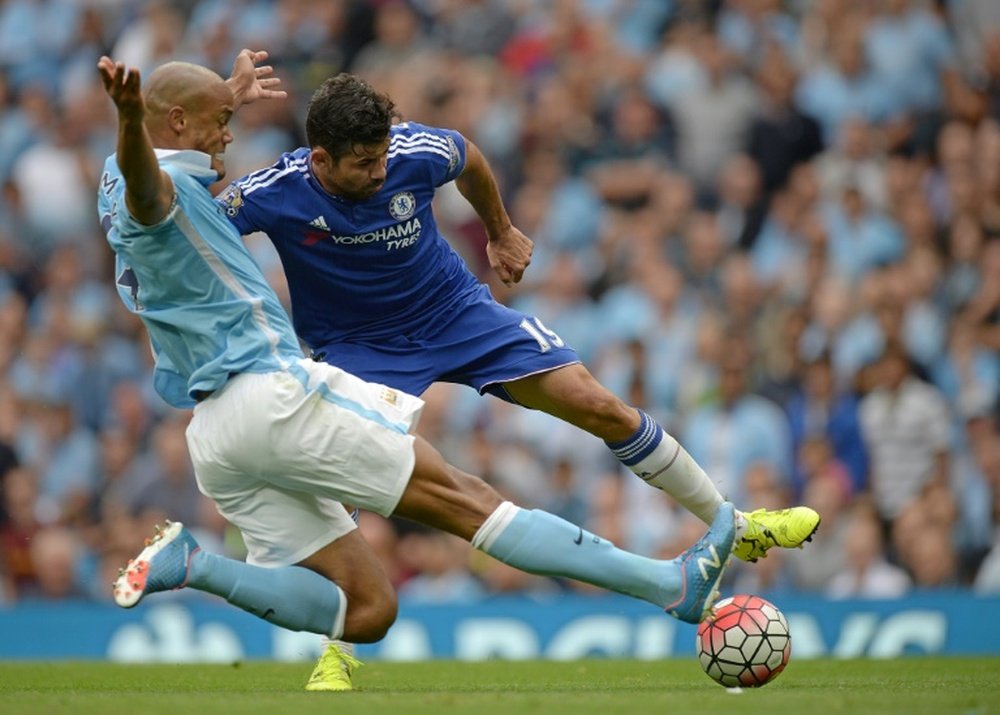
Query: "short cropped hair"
305 73 398 158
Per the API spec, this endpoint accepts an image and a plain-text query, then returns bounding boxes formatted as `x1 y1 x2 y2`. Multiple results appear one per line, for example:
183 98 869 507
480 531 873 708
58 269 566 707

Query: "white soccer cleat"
112 521 200 608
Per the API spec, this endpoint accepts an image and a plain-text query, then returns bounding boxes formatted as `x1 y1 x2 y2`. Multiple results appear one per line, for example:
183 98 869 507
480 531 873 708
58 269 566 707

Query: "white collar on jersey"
154 149 219 186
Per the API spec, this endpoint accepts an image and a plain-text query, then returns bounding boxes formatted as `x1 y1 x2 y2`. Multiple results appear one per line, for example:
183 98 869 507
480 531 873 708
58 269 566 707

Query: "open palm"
98 56 145 122
228 49 287 107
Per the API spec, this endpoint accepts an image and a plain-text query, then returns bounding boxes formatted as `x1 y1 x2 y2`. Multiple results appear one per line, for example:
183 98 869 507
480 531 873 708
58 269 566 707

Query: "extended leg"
505 364 724 523
504 365 820 561
392 438 738 623
113 522 395 641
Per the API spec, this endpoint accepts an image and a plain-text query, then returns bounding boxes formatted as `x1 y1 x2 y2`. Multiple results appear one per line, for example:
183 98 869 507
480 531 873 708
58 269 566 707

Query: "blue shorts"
312 286 580 401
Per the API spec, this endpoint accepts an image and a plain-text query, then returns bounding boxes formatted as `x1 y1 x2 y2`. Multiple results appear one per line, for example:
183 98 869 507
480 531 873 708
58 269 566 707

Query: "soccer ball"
696 594 791 688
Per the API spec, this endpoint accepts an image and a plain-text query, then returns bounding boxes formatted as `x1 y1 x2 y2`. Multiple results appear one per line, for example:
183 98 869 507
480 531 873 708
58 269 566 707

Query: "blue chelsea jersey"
97 150 304 408
219 122 478 348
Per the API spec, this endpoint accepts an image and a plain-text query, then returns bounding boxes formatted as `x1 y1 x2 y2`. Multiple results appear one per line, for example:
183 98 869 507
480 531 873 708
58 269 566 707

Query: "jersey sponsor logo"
323 217 423 251
217 184 244 217
388 192 415 221
308 215 330 230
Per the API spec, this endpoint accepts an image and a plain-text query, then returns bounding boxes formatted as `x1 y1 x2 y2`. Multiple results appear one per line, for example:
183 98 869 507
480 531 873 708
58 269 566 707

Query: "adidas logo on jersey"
309 215 330 231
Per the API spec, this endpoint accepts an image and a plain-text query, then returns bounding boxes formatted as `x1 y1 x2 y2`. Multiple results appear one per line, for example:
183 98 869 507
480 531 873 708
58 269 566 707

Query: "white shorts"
186 358 423 567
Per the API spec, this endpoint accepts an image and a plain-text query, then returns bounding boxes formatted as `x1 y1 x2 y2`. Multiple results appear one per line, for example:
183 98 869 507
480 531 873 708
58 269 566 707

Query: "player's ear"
166 105 186 134
310 147 330 167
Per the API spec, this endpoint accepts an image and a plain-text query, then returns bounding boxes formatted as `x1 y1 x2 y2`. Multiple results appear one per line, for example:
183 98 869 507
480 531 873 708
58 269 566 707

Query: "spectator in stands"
15 379 99 528
27 526 89 600
93 425 145 522
814 118 888 211
864 0 957 115
682 337 793 508
821 183 906 287
397 528 486 603
942 213 988 313
827 501 912 599
669 32 757 201
785 446 852 592
970 394 1000 595
932 315 1000 416
352 0 436 80
894 484 960 589
795 13 895 143
952 407 1000 582
746 47 824 197
747 187 806 292
128 416 206 529
581 84 674 210
0 466 39 599
859 341 952 532
785 352 868 497
714 153 765 250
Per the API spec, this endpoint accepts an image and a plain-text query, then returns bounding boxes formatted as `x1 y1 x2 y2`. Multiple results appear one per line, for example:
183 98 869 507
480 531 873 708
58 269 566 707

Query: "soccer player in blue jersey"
98 52 739 691
219 72 821 689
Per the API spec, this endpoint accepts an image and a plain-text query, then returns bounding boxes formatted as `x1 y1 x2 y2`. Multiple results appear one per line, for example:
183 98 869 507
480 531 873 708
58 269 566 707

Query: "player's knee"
346 583 398 642
576 389 637 436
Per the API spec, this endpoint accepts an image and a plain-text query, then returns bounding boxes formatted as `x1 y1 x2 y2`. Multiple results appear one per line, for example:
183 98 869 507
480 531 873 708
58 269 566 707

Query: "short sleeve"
216 180 275 236
393 122 466 187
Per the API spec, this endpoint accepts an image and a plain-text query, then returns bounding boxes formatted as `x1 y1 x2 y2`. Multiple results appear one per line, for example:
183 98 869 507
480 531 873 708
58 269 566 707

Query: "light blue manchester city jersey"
97 150 304 408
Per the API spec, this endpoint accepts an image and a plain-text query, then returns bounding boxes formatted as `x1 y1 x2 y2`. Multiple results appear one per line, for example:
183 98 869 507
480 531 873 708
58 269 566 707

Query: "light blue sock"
472 503 681 607
188 551 346 637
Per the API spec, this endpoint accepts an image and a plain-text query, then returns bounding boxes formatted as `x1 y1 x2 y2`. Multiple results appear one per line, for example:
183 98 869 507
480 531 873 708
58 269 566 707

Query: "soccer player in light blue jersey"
98 52 739 692
219 72 822 689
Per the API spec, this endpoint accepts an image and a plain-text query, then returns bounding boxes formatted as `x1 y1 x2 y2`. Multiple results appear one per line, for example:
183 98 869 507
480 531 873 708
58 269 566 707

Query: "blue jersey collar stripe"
240 160 309 195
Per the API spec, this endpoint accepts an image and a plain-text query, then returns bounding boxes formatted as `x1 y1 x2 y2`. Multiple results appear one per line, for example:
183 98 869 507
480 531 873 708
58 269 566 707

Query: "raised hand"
227 49 287 108
98 56 145 122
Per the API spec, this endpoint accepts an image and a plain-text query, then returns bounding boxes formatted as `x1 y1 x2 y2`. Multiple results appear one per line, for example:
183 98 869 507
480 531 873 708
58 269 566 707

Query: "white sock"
606 410 724 525
320 636 353 657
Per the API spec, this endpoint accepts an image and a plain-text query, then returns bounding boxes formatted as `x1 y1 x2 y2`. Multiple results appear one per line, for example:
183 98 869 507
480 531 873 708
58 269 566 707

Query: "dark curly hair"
305 73 399 158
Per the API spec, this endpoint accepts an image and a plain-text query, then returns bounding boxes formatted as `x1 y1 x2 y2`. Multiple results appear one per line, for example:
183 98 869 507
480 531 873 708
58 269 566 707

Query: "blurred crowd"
0 0 999 607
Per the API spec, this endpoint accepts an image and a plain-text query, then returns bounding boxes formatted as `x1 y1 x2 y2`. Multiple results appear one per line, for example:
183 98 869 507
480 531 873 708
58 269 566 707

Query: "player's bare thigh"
503 363 640 441
392 437 503 541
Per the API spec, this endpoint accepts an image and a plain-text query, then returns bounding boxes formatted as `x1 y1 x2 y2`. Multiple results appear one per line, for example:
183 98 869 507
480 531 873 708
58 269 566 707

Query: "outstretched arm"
226 49 287 110
455 138 532 285
98 56 174 226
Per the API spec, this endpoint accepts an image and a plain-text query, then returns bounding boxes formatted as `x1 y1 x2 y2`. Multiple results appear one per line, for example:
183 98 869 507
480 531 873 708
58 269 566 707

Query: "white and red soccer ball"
696 594 791 688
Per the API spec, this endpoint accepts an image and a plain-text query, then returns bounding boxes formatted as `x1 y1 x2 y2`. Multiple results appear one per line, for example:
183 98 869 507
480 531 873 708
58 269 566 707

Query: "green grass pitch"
0 658 997 715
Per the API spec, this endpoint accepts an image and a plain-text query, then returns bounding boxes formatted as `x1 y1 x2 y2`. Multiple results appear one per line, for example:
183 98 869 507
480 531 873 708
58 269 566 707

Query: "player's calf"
114 520 351 637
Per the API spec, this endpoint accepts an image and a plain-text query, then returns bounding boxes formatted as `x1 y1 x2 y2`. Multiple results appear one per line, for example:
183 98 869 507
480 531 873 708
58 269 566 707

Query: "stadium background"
0 0 998 660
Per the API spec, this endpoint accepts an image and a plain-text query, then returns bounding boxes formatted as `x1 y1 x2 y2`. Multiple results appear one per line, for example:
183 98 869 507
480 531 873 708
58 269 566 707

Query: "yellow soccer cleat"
304 643 363 692
734 506 821 563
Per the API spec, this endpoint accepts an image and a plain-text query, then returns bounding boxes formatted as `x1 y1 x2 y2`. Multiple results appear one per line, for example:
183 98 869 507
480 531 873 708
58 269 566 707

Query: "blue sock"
188 551 346 637
606 409 663 472
473 504 681 607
